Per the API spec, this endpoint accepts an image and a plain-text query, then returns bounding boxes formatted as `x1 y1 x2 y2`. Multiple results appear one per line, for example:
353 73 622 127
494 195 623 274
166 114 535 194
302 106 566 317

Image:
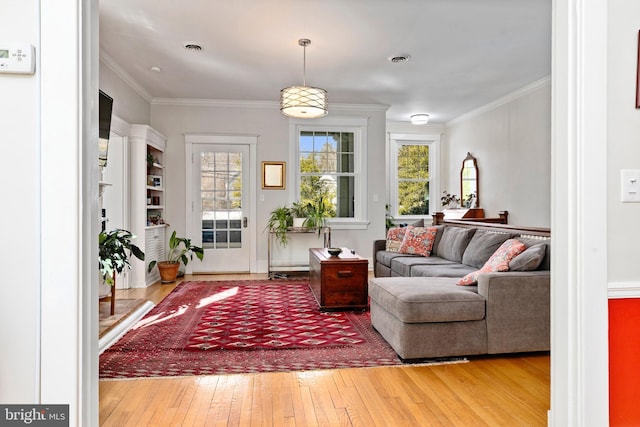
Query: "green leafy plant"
385 204 396 230
305 197 329 229
266 205 293 246
99 229 145 285
464 191 477 208
147 230 204 272
146 152 155 172
290 201 310 218
440 191 460 208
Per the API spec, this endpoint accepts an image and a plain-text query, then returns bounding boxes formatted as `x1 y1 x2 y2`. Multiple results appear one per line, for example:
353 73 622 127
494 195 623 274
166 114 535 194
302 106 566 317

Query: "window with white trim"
291 118 368 228
389 134 440 219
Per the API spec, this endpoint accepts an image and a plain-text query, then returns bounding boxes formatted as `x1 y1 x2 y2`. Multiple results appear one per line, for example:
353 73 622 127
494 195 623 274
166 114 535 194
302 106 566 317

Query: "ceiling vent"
182 42 203 51
389 54 411 63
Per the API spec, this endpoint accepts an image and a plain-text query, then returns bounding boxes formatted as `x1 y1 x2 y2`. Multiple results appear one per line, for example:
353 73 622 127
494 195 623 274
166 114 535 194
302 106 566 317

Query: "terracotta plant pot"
157 261 180 283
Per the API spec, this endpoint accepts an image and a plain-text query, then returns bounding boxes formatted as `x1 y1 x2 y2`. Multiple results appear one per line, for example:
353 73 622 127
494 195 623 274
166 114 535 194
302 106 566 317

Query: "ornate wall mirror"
460 152 479 208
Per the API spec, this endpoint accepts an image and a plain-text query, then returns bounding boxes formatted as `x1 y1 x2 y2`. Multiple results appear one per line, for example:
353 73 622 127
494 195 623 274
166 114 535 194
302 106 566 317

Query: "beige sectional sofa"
369 220 551 360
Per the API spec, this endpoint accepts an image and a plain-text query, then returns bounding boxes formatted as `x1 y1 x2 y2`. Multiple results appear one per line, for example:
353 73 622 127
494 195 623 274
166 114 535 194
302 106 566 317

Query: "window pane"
339 153 354 173
398 181 430 215
299 130 356 218
395 144 430 216
336 176 355 217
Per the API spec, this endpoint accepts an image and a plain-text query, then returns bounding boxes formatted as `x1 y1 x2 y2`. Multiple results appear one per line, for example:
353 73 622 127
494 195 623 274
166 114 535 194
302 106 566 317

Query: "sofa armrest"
373 239 386 260
476 271 550 354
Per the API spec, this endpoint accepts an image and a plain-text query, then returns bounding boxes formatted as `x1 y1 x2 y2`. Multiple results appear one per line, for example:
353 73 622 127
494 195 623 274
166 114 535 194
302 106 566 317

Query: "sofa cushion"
391 256 457 277
457 239 527 285
411 263 477 278
516 236 551 271
368 277 486 323
461 230 512 268
398 226 438 257
509 243 547 271
385 227 406 252
410 218 424 227
376 250 414 267
433 226 476 262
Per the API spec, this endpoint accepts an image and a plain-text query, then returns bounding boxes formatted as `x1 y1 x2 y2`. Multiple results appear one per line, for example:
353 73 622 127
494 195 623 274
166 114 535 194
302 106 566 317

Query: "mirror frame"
460 152 479 208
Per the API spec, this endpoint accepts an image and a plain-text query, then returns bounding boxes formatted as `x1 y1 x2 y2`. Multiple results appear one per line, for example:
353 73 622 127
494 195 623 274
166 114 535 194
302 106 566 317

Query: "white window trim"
388 133 441 220
289 117 369 229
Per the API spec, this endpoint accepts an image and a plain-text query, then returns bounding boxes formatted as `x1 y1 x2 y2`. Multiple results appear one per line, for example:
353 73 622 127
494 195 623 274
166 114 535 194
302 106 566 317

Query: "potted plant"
464 191 477 208
146 152 155 175
440 191 461 209
266 205 293 246
147 230 204 283
98 229 145 315
305 197 329 229
385 204 396 230
290 201 310 228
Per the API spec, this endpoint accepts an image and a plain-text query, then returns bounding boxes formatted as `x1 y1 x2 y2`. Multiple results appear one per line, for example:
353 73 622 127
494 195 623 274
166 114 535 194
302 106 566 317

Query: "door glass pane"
200 151 243 249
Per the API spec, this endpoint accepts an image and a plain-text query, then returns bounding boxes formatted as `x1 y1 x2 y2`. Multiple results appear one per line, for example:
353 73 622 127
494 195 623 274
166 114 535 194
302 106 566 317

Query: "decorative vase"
293 217 306 228
157 261 180 283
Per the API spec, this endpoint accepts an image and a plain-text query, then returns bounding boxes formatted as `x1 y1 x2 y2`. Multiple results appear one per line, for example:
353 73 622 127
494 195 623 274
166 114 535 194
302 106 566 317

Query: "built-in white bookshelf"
129 124 168 287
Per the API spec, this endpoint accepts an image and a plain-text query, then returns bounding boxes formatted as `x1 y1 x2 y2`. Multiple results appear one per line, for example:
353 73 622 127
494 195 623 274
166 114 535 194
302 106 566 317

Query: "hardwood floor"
99 274 550 426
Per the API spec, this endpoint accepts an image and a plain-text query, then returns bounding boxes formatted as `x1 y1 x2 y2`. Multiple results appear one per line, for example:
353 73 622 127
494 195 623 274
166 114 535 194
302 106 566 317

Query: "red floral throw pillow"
386 227 406 252
457 238 526 285
398 226 438 257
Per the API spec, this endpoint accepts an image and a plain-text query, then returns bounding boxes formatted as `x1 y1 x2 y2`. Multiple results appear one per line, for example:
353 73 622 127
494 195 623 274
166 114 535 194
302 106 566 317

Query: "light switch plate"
0 43 35 74
621 170 640 202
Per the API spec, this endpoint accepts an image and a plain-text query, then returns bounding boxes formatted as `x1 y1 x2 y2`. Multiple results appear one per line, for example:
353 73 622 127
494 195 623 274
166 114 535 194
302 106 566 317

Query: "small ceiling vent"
183 42 204 51
389 54 411 63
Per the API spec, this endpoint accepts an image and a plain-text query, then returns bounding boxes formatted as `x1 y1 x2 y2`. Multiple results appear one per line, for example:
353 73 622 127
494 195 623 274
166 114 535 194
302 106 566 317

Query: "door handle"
243 217 248 227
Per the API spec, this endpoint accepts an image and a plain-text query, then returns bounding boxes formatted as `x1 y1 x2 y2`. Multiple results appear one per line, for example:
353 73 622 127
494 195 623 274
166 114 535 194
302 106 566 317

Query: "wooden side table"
308 248 369 311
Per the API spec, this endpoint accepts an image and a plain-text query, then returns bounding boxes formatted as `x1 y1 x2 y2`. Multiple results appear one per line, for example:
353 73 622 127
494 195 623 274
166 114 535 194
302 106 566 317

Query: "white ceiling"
99 0 551 123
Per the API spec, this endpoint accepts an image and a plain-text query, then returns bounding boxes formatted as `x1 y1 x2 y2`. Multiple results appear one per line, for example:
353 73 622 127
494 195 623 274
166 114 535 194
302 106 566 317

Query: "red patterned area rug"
99 279 402 378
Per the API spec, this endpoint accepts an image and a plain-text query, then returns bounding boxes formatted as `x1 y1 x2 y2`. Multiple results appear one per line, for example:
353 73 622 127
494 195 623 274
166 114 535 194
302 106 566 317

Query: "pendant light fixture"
280 38 328 118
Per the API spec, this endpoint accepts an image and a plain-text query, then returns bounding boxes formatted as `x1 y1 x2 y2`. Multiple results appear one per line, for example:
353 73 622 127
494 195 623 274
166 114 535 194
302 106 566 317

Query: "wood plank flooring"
99 274 550 426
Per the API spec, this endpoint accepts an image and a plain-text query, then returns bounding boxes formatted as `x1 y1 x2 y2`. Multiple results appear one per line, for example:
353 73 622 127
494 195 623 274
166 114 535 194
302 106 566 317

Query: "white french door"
191 143 251 272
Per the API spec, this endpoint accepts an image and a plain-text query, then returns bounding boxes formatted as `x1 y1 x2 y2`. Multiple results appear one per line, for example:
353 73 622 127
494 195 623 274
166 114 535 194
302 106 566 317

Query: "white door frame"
185 133 258 273
550 0 609 425
103 115 131 288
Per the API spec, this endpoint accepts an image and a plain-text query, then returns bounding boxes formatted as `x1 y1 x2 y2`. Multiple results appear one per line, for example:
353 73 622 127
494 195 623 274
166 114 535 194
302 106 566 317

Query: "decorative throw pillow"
509 243 547 271
386 227 406 252
461 230 513 268
457 238 527 285
398 226 438 257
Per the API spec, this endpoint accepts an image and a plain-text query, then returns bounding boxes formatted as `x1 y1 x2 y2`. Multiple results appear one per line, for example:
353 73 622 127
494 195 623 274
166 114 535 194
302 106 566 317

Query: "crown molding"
446 76 551 126
151 97 389 112
151 98 276 108
100 52 153 103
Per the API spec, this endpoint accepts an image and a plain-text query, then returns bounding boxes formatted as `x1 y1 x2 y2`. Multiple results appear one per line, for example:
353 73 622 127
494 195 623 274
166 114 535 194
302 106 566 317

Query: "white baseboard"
98 300 155 354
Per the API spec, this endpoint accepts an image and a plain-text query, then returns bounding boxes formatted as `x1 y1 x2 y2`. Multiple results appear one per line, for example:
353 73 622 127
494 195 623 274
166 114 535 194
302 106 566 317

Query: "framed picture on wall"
262 161 286 190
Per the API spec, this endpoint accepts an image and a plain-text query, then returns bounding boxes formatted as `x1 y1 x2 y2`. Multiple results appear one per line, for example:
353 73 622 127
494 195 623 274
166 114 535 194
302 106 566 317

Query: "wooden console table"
308 247 368 311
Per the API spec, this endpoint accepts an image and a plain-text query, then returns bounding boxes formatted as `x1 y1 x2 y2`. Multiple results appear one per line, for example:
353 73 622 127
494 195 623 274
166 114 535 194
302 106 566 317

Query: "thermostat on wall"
0 44 35 74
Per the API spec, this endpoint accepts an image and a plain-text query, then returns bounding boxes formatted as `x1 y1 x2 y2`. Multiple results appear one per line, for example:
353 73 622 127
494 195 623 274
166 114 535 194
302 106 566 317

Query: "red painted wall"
609 298 640 426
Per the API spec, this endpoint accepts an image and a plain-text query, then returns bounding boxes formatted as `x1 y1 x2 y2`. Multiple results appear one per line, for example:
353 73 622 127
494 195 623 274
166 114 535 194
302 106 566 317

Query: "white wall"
445 79 551 227
0 0 40 402
99 58 151 125
607 0 640 285
150 103 387 270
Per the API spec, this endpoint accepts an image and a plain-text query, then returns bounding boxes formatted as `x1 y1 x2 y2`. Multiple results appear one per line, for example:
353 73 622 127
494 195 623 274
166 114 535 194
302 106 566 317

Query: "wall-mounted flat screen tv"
98 90 114 167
